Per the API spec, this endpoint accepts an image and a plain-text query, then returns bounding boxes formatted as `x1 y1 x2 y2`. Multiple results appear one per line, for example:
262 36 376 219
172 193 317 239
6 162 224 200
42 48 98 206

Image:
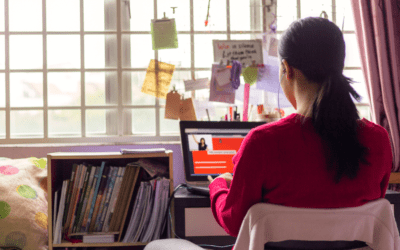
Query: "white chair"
144 198 400 250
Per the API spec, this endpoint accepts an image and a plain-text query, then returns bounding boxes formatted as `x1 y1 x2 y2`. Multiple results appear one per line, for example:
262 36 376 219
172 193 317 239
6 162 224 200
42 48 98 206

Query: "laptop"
179 121 266 190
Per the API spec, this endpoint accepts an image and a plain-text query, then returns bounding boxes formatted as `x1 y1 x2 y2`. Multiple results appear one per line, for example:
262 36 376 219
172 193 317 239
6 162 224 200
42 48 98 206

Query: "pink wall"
0 144 185 188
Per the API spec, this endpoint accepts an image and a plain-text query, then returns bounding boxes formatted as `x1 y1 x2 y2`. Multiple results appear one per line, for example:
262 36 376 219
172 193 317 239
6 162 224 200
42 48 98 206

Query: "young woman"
208 17 393 238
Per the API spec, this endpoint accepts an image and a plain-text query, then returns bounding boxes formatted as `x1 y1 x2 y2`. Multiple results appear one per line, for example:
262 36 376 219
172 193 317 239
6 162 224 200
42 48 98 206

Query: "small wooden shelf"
47 151 174 250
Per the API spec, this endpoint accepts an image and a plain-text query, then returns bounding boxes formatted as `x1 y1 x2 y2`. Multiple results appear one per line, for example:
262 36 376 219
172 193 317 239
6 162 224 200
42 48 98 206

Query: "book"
53 189 58 237
97 166 119 232
152 178 170 240
83 234 115 243
103 167 124 232
54 180 68 244
68 164 87 235
89 165 111 232
62 164 78 229
109 166 134 232
80 166 100 232
133 183 152 242
64 164 83 234
94 166 114 232
76 165 96 232
73 165 92 233
122 182 145 243
138 182 155 242
84 161 106 232
120 148 166 154
141 178 163 242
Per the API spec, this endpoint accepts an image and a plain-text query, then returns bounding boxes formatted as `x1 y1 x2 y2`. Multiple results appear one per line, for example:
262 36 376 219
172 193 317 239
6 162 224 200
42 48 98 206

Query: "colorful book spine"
64 164 82 233
75 165 95 232
80 166 100 232
94 166 115 232
73 165 91 233
68 164 87 235
87 164 109 232
62 164 78 228
84 161 105 232
98 166 118 232
103 167 124 232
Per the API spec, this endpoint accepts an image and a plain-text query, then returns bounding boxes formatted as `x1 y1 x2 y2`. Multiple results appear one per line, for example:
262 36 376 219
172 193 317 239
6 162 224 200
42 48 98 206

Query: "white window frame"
0 0 370 145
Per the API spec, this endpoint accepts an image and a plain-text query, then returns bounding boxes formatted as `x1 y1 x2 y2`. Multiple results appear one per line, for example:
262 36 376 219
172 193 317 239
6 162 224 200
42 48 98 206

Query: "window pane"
343 69 369 104
48 109 81 137
157 0 190 31
344 34 361 68
9 0 42 31
158 35 191 68
124 35 154 68
230 0 263 31
0 0 4 32
10 35 42 69
301 0 332 21
47 35 80 69
0 73 4 107
127 0 153 31
194 0 227 31
85 35 117 68
130 108 155 135
10 73 43 107
0 111 4 138
85 72 108 106
123 71 155 106
48 72 81 107
84 0 115 31
193 71 211 101
86 109 117 136
159 70 191 106
0 35 4 69
277 0 297 31
11 110 43 138
335 0 355 31
356 105 371 121
47 0 80 32
160 108 179 135
194 34 227 68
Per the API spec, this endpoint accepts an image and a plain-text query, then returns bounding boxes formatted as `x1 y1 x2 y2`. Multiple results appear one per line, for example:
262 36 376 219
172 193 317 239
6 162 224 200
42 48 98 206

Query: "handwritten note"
213 39 264 66
184 78 210 91
141 60 175 99
209 64 235 104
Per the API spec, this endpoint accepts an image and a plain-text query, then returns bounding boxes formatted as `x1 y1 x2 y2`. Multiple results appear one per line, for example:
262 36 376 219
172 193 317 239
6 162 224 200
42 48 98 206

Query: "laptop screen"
180 121 265 183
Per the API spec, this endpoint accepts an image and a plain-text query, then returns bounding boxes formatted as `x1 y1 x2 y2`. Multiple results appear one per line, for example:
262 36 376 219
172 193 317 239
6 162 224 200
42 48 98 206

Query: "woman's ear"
282 59 292 79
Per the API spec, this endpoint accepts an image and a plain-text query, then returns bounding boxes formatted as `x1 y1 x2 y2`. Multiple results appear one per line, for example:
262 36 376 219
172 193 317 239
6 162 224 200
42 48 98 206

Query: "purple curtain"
351 0 400 191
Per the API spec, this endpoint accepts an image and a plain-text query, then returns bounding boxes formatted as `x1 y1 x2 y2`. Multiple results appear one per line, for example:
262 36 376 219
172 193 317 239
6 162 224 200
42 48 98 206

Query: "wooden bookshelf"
47 151 174 250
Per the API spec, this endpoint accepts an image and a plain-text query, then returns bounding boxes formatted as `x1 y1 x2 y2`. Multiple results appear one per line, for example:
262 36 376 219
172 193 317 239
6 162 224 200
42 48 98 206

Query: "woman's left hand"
208 172 233 188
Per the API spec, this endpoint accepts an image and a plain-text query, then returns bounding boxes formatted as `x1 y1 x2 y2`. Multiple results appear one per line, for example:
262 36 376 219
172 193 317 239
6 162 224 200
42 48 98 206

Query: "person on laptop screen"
206 17 393 239
192 135 208 151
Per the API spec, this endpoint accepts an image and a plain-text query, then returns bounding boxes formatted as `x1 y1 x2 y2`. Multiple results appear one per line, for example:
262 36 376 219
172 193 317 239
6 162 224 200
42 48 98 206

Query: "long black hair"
278 17 370 184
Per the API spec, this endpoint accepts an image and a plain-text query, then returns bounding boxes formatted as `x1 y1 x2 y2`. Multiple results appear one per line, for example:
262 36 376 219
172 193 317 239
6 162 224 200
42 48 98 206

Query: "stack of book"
53 160 169 244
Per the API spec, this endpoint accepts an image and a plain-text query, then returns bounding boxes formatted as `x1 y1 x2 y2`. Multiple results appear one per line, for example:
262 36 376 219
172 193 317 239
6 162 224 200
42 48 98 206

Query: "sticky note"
151 18 178 50
242 66 258 85
141 60 175 99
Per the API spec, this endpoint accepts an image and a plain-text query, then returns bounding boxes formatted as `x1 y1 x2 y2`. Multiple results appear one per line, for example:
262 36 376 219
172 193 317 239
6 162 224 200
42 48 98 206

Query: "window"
0 0 370 144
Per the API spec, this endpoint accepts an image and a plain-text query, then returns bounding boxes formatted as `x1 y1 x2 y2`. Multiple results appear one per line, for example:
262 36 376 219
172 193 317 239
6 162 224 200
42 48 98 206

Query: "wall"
0 143 185 188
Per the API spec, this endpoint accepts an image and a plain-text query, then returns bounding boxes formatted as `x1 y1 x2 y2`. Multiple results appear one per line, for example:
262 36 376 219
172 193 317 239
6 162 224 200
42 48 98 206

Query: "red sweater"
209 113 393 238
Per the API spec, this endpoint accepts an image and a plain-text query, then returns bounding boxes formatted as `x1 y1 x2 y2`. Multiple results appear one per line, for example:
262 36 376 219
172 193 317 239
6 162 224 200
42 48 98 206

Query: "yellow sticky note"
242 66 258 85
141 60 175 99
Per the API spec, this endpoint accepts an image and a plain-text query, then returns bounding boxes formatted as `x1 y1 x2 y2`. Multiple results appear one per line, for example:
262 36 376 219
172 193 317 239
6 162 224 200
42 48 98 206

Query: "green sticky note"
242 66 258 85
151 18 179 50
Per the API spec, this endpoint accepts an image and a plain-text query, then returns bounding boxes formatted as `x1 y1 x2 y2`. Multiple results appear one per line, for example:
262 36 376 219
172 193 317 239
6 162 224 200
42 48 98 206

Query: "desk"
174 188 400 249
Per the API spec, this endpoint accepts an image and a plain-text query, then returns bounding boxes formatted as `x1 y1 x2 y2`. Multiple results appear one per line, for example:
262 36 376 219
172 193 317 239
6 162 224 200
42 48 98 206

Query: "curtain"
351 0 400 191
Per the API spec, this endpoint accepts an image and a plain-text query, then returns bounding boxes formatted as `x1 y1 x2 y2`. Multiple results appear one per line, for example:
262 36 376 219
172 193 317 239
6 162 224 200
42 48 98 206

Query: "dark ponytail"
279 17 370 184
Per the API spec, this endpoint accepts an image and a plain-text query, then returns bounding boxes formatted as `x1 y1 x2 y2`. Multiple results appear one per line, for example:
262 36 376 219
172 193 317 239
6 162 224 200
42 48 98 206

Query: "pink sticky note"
243 83 250 121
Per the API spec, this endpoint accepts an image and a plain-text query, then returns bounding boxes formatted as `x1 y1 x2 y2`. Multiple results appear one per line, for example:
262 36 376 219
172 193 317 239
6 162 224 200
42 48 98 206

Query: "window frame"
0 0 370 145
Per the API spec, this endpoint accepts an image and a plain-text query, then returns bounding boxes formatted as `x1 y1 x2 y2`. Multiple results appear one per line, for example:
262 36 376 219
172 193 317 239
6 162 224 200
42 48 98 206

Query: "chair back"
233 199 400 250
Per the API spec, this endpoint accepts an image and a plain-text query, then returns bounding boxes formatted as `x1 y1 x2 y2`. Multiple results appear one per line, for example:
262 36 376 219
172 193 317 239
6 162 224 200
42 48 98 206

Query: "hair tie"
230 60 242 89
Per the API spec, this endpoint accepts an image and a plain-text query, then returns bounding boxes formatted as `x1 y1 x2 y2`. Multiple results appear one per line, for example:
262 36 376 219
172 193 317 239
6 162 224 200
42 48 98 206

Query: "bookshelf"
47 151 174 250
